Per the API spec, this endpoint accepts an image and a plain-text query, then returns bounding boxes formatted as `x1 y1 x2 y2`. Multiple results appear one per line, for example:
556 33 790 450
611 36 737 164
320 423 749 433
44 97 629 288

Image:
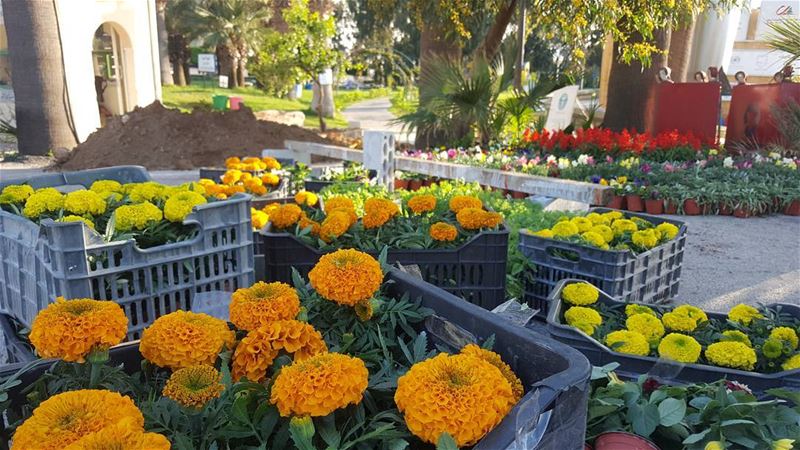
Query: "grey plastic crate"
535 278 800 393
0 166 255 340
520 208 687 314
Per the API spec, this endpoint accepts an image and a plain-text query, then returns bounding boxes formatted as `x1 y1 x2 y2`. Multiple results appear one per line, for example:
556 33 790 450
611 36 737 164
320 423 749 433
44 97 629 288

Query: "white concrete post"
363 131 396 192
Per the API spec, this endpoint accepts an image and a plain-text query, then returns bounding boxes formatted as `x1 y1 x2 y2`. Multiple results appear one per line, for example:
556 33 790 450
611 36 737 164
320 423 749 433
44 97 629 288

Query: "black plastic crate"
0 315 35 365
303 179 336 193
532 278 800 393
259 227 509 310
520 208 687 314
0 270 590 449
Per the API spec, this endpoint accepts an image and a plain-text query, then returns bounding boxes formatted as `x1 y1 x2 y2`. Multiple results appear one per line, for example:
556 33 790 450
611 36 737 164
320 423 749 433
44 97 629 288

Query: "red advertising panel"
647 82 721 144
725 83 800 149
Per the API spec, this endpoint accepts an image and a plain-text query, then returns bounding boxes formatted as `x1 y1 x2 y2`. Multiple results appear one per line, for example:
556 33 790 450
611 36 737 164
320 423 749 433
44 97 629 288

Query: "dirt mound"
56 102 331 170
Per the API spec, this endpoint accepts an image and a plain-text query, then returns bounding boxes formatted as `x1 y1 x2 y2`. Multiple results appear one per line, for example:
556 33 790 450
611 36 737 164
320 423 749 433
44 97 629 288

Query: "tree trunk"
2 0 77 155
237 57 246 87
156 0 173 85
475 0 517 61
174 61 187 86
416 24 462 148
668 18 696 82
230 60 239 88
217 44 234 87
315 79 327 131
513 0 526 90
604 29 671 132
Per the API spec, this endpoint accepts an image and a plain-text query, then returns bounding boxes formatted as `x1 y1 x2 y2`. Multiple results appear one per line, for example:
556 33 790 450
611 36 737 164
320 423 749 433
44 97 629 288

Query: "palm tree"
1 0 77 155
766 18 800 67
156 0 174 85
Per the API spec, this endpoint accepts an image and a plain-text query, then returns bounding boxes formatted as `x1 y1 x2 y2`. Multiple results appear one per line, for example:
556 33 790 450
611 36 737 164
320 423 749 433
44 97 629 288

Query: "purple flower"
587 156 596 166
664 162 674 172
447 149 457 158
640 163 652 174
642 378 661 393
590 175 601 184
606 155 614 164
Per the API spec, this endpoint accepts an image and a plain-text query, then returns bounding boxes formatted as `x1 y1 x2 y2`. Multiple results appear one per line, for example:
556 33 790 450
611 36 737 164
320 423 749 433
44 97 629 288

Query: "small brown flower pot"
585 444 593 450
644 199 663 215
718 203 733 215
607 195 626 210
734 207 753 218
665 201 678 214
593 432 661 450
408 180 423 191
512 191 528 199
784 199 800 216
625 195 644 212
683 199 701 215
394 179 409 190
422 178 434 187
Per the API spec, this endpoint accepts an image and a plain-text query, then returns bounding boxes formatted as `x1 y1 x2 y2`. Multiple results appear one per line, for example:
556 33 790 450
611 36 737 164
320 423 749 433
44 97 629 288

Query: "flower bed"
538 279 800 392
198 156 285 198
0 252 591 449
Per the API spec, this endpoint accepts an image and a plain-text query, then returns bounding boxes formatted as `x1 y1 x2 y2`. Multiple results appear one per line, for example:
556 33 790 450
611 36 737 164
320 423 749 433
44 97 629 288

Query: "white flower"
769 152 781 160
783 157 794 166
558 158 571 169
438 151 448 160
723 156 734 168
754 154 764 163
546 155 557 164
577 154 590 165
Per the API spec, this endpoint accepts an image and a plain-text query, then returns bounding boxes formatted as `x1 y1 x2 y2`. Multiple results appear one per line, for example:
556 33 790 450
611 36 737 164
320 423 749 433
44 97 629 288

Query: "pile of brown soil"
56 102 332 170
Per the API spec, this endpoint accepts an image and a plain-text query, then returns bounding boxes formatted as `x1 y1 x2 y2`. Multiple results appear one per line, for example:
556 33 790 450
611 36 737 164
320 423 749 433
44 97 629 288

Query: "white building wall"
54 0 161 142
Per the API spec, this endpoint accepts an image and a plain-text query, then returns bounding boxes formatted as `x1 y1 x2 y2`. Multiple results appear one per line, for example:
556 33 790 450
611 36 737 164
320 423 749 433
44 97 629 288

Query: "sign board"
647 82 720 144
198 53 217 73
218 75 229 88
728 48 799 76
544 85 578 131
755 1 799 39
725 83 800 149
319 68 333 86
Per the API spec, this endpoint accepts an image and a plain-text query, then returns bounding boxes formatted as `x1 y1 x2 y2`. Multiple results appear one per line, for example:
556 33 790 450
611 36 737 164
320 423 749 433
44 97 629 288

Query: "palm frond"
766 18 800 66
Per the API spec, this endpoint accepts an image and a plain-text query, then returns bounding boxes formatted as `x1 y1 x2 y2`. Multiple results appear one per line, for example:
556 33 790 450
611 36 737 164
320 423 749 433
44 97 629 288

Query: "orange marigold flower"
327 206 358 225
456 207 487 230
449 195 482 213
270 204 302 229
408 194 437 214
232 319 328 382
298 214 320 236
270 352 368 417
430 222 458 242
482 211 503 228
394 353 516 447
222 169 243 185
308 249 383 306
252 208 269 230
163 365 224 409
262 156 281 170
324 196 354 212
229 282 301 331
320 210 352 242
294 190 319 206
11 390 144 450
460 344 523 401
261 173 280 186
225 157 241 168
363 198 399 229
140 310 234 370
29 298 127 363
64 419 171 450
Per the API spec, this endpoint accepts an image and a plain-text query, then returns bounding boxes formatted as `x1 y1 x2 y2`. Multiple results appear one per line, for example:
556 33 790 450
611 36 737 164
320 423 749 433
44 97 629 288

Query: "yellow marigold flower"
728 304 763 325
627 313 665 344
294 190 319 206
408 194 437 214
163 365 224 410
782 353 800 371
605 330 650 356
262 156 281 170
763 338 784 359
705 341 757 371
611 219 638 236
320 210 351 242
460 344 523 402
63 418 170 450
232 320 327 382
658 333 701 363
586 212 609 225
324 196 355 212
561 282 599 306
570 217 593 232
430 222 458 241
271 352 368 417
29 297 127 363
590 224 614 243
262 203 279 215
114 201 163 231
721 330 752 347
270 203 303 229
772 439 795 450
225 157 241 168
449 195 483 213
309 249 383 306
625 304 656 317
88 180 121 196
602 211 623 221
140 310 234 370
482 211 503 228
222 169 243 185
0 184 34 204
770 327 799 350
656 222 680 240
573 321 597 335
252 208 269 230
456 207 487 230
128 182 165 203
564 306 602 328
164 190 207 222
582 231 609 249
662 305 708 332
363 198 399 229
58 215 96 230
705 441 725 450
229 282 300 331
394 353 516 447
11 390 144 450
245 180 268 196
533 229 554 239
23 188 64 218
632 229 659 249
552 220 579 238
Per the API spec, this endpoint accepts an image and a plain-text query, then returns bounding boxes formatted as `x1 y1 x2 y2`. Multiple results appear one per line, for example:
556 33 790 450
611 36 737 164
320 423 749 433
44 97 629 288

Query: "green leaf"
766 388 800 407
683 429 711 444
658 398 686 427
436 433 459 450
630 402 660 437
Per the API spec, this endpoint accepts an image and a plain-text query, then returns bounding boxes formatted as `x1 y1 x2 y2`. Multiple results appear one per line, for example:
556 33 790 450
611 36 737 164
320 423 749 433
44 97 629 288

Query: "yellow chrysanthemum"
570 217 593 232
114 202 163 231
721 330 753 347
58 215 96 230
605 330 650 356
140 310 234 370
611 219 638 236
29 298 127 363
0 184 34 204
662 305 708 332
229 282 300 331
656 222 680 240
456 207 487 230
705 341 757 371
163 190 207 222
728 304 763 325
163 365 224 409
773 439 796 450
294 190 319 206
252 208 269 230
625 304 656 317
320 210 352 242
449 195 483 213
394 353 516 447
460 344 523 402
271 352 368 417
561 282 599 306
308 249 383 306
63 418 170 450
564 306 602 328
632 229 659 249
127 182 166 203
658 333 701 363
533 229 554 239
770 327 799 350
782 353 800 371
589 224 614 243
23 188 64 218
270 204 303 229
408 194 437 214
11 390 143 450
430 222 458 241
602 211 623 221
88 180 122 194
552 221 579 238
63 190 107 216
363 198 400 229
232 320 328 382
626 313 665 345
582 231 609 249
586 212 610 225
705 442 724 450
324 196 355 212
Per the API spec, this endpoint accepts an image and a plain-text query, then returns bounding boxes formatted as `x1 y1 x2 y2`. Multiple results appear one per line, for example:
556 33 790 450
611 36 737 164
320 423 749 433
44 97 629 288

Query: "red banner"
725 83 800 149
646 82 721 144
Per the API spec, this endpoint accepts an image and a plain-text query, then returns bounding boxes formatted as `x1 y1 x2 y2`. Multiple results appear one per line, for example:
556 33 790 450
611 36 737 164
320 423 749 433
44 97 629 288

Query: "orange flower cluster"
320 209 354 242
429 222 458 242
225 156 281 171
323 196 354 212
232 320 327 382
29 298 128 363
63 419 170 450
294 190 319 206
309 249 384 306
407 194 437 214
229 281 301 331
140 310 234 370
270 203 303 229
456 207 503 230
363 198 400 229
270 352 368 417
163 365 224 409
449 195 483 213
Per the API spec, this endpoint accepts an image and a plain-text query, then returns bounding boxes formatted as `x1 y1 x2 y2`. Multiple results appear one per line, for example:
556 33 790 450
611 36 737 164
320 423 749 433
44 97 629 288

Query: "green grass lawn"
162 84 390 129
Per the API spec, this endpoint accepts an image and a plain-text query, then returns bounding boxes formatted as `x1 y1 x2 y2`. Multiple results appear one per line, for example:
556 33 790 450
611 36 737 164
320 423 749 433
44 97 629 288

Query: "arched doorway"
92 23 131 125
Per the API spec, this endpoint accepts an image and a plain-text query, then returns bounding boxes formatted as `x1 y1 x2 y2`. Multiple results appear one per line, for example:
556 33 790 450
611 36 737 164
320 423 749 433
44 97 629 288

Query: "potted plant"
394 171 410 190
607 178 628 210
683 196 702 215
408 173 424 191
659 186 681 215
644 188 663 215
783 186 800 216
624 183 645 212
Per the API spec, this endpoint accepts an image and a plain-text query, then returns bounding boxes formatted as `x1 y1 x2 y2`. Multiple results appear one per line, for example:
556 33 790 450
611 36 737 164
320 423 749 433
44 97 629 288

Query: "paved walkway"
342 97 415 144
